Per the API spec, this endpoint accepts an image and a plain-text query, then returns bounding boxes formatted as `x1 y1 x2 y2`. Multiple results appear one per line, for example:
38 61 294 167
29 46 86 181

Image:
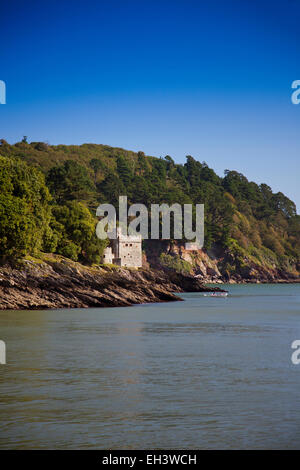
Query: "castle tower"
112 228 142 268
101 228 142 268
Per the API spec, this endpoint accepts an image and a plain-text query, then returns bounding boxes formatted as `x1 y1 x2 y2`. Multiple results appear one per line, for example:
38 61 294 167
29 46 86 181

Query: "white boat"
203 292 228 297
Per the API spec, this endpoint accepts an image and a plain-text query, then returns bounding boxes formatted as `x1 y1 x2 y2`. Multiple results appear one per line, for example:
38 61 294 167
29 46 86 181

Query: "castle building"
102 228 142 268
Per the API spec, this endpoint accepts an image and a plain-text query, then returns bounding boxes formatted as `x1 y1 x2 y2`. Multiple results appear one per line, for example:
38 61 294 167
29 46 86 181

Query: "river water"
0 284 300 449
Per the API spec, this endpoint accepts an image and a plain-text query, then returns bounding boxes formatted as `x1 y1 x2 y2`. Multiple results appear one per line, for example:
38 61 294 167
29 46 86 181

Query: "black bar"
0 450 297 467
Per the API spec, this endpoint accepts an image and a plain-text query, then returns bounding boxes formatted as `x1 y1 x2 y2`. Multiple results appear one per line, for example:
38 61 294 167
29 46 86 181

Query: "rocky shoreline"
1 254 298 311
144 241 300 284
0 257 226 311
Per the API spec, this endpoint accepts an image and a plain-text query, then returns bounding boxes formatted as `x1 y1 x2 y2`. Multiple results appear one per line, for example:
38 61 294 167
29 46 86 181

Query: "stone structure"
102 228 142 268
102 246 113 264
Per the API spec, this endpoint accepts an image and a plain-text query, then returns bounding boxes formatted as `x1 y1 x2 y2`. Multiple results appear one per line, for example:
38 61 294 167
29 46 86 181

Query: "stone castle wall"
102 231 142 268
117 240 142 267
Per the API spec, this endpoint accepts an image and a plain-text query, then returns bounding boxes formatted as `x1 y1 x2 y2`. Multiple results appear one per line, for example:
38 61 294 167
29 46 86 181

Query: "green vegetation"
0 148 106 264
0 155 51 259
0 139 299 274
160 253 192 274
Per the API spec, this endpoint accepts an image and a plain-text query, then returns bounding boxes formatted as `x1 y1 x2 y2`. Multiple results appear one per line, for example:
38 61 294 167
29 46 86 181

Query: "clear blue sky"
1 0 300 210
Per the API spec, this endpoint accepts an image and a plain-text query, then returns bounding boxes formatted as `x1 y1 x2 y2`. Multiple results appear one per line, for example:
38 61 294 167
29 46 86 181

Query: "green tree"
0 156 52 259
116 156 132 186
89 158 105 183
97 172 125 206
46 160 95 203
51 201 106 264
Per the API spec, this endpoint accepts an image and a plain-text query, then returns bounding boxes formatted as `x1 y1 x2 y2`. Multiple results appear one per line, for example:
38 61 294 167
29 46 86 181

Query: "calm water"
0 284 300 449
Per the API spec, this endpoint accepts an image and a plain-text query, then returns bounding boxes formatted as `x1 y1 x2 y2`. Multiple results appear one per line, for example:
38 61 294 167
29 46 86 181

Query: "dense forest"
0 138 299 277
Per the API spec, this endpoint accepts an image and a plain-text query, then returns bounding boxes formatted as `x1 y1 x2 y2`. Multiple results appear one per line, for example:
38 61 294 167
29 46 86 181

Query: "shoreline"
205 279 300 285
0 257 298 311
0 257 225 311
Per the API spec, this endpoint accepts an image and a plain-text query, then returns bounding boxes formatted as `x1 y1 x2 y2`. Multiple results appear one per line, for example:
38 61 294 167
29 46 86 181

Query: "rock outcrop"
0 257 224 310
144 240 300 283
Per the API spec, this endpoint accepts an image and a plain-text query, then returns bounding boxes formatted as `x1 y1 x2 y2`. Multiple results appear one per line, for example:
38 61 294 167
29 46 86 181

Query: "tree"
0 156 52 259
272 192 296 219
51 201 107 264
137 151 148 175
97 172 125 206
164 155 175 174
184 155 202 189
46 160 95 203
116 156 132 186
89 158 105 183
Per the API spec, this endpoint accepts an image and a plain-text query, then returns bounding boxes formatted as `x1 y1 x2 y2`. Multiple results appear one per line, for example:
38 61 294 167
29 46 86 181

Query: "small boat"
203 292 228 297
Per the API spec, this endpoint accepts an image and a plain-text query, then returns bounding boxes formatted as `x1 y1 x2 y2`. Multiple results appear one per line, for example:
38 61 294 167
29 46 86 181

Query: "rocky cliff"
144 240 300 283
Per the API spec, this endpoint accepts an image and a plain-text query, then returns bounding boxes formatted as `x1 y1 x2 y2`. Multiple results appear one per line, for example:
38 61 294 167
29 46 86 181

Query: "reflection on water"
0 284 300 449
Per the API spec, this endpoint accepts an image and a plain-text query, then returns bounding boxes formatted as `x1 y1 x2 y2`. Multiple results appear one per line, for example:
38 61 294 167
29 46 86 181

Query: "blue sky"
1 0 300 210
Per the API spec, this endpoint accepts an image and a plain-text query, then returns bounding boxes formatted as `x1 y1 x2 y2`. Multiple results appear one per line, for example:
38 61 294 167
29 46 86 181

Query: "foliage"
160 253 192 274
51 201 107 264
0 156 52 259
0 140 299 271
46 160 95 203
